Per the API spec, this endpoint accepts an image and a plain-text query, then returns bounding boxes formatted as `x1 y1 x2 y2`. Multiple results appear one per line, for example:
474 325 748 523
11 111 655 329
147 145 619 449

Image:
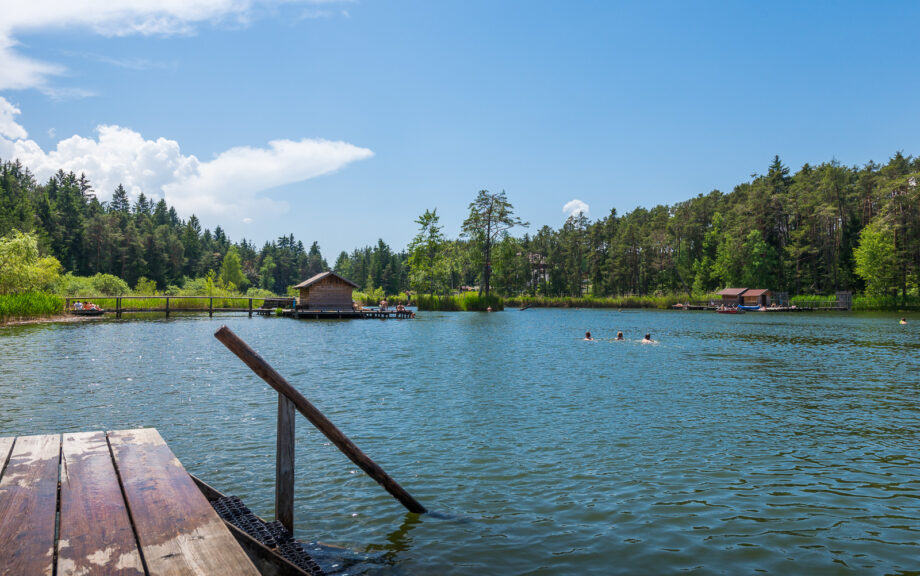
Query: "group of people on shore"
584 330 655 343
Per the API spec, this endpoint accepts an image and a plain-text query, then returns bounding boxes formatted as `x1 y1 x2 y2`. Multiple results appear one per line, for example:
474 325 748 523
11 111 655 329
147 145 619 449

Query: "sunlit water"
1 309 919 574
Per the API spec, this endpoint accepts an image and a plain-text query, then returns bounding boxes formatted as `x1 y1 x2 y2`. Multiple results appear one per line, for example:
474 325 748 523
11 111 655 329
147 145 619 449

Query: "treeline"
405 154 920 299
0 160 336 293
4 152 920 300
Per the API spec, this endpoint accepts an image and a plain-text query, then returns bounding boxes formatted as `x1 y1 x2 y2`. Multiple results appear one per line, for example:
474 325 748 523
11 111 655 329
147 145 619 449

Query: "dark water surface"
1 309 919 574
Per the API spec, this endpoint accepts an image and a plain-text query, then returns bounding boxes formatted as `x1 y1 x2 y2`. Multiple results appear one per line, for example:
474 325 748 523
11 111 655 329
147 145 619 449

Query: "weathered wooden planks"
0 436 14 473
108 428 259 576
58 431 144 576
0 434 61 576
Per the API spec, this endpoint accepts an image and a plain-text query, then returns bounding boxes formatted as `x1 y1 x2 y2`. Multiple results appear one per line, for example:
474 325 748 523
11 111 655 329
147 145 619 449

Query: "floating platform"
282 309 415 320
0 429 319 576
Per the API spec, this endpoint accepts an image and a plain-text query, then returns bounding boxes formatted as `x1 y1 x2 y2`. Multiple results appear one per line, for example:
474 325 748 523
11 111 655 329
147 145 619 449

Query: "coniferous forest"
2 152 919 302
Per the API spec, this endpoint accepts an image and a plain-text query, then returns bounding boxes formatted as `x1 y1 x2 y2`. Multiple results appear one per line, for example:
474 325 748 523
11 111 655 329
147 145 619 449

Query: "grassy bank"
417 293 504 311
0 292 65 322
504 294 707 309
791 294 920 311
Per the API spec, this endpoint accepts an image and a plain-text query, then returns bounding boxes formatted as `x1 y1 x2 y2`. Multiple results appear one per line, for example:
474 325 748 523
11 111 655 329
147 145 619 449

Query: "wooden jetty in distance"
66 295 297 318
64 295 415 320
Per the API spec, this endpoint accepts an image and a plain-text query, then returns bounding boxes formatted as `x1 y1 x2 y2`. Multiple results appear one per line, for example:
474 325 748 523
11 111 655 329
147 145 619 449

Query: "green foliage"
0 230 62 294
133 276 158 295
352 287 385 305
506 294 693 309
461 190 528 297
219 246 247 290
55 272 129 296
853 220 897 296
416 292 503 311
407 209 448 294
92 274 129 295
0 292 65 321
245 287 275 298
5 152 920 309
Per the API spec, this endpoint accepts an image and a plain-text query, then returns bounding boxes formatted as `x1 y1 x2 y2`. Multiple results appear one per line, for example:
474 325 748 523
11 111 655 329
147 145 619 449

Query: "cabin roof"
293 271 359 289
744 288 771 297
718 288 748 296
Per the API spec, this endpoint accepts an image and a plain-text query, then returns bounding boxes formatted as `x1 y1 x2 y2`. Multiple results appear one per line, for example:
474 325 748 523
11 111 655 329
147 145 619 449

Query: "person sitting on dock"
379 299 388 311
584 331 594 341
642 333 655 343
615 331 624 341
74 301 83 310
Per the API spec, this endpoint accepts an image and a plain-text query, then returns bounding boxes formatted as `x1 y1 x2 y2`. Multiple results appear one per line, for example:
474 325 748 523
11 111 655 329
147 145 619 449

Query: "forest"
2 152 919 302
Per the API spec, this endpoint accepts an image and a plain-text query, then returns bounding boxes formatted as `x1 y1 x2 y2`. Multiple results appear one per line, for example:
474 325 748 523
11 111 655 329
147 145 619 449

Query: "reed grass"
417 293 503 311
504 294 693 309
0 292 65 321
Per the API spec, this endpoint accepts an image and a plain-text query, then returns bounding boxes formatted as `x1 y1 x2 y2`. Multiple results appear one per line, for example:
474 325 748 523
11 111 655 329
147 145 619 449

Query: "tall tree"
461 190 528 297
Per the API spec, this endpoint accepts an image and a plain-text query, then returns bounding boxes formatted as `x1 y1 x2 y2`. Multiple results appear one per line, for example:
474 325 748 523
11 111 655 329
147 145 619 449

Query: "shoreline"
0 314 99 327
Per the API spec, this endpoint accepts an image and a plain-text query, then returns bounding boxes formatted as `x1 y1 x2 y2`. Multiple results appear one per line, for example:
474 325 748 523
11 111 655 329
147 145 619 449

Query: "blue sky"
1 1 918 259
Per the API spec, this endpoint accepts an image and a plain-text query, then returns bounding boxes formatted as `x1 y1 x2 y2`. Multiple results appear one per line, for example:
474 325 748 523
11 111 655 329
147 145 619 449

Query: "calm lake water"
2 309 919 575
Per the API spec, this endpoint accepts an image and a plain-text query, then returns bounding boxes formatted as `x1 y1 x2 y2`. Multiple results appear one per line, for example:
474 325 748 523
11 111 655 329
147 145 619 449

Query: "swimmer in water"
641 333 655 343
584 331 594 341
900 317 907 325
615 331 624 341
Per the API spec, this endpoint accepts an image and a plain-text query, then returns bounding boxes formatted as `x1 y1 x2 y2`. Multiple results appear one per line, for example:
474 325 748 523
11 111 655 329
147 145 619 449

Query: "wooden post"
276 395 295 533
116 297 121 319
248 298 253 318
209 297 213 317
214 326 427 514
166 296 170 318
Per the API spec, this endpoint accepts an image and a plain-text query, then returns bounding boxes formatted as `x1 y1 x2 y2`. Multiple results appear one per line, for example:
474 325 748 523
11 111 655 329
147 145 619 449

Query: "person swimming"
615 331 624 340
900 317 907 325
642 333 655 343
584 331 594 341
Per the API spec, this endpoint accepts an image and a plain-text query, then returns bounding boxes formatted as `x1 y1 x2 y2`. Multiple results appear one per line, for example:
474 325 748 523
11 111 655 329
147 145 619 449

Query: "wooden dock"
0 429 261 576
64 297 415 320
284 308 414 320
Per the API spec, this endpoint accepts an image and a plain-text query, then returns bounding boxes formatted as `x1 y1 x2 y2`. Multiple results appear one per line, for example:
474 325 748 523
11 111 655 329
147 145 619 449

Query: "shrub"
91 273 129 295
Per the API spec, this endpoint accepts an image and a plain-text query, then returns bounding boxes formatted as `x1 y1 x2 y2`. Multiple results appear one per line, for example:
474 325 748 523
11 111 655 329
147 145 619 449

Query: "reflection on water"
1 310 919 574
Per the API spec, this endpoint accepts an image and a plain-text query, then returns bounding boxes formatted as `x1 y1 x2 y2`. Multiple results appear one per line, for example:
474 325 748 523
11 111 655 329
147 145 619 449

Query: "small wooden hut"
742 289 772 307
718 288 748 306
294 271 358 310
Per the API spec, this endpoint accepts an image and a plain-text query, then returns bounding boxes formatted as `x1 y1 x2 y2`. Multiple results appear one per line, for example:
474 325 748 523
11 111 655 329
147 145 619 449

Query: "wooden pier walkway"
65 297 415 320
0 429 260 576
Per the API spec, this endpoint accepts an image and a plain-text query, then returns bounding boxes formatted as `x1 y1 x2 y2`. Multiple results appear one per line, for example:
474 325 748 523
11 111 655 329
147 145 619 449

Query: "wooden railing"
65 296 296 318
214 326 426 533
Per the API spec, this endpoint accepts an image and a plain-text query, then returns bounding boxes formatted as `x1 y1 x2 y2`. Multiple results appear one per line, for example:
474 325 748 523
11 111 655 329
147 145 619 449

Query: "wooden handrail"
214 326 427 525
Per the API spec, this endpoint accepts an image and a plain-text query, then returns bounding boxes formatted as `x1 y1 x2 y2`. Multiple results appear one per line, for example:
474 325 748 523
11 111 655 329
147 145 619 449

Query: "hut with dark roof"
294 271 358 311
742 289 772 307
717 288 748 307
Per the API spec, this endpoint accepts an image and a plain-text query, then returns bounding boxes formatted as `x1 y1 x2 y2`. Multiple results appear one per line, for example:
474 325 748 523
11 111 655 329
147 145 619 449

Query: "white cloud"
0 0 348 92
0 97 28 139
0 96 373 226
563 199 589 219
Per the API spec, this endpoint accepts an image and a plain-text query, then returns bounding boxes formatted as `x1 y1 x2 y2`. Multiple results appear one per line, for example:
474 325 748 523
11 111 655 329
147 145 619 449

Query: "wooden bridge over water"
65 296 415 320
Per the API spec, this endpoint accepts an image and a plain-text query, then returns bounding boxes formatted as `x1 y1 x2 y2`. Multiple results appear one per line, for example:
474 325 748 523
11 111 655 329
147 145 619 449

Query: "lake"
1 309 918 575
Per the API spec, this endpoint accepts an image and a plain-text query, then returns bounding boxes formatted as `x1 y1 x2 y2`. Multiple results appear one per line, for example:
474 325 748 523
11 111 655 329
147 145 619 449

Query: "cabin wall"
300 278 354 310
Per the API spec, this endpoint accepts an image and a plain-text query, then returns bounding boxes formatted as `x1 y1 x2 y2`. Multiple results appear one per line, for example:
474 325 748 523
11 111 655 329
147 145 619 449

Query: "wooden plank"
0 437 13 477
108 428 259 576
58 431 144 576
276 395 295 533
0 434 61 576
